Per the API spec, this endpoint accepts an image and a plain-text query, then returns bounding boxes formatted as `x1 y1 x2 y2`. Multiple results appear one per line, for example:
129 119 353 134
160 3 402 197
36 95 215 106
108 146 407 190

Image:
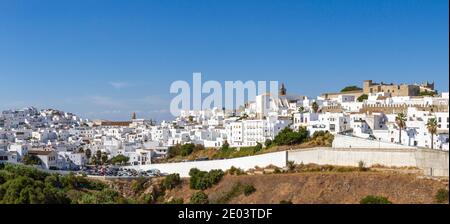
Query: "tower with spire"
279 83 287 96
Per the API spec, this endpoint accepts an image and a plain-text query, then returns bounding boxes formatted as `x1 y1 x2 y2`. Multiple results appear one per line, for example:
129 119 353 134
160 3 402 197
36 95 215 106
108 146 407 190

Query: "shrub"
161 173 181 190
215 183 243 204
221 141 230 150
435 189 449 203
264 139 273 148
166 197 184 204
227 166 245 175
180 143 196 156
280 200 293 204
274 167 282 174
130 177 147 193
243 184 256 196
287 161 296 172
189 168 224 190
79 189 124 204
190 191 209 204
168 143 199 158
360 195 392 204
254 143 262 152
358 161 368 171
194 144 205 152
139 193 154 204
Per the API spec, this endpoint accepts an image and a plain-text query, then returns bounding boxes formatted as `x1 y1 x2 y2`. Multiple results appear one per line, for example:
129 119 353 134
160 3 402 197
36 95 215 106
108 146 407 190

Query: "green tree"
312 102 319 113
95 150 102 164
189 168 224 190
426 118 438 149
340 85 362 92
101 152 108 165
190 191 209 204
85 148 91 160
162 173 181 190
180 143 195 156
109 155 129 165
254 142 262 152
273 127 309 146
357 94 368 102
22 154 41 166
395 113 407 144
222 141 230 150
419 90 436 96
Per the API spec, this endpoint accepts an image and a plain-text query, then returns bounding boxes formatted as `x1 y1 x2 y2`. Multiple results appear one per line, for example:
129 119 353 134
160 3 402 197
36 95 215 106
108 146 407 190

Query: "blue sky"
0 0 448 121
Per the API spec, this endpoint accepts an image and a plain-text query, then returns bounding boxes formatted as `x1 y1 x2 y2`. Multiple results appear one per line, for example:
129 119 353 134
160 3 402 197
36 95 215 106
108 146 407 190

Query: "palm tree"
395 113 407 144
426 118 437 149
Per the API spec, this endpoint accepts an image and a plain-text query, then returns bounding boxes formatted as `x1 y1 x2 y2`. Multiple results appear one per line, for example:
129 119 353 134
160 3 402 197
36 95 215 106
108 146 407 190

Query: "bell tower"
279 83 287 96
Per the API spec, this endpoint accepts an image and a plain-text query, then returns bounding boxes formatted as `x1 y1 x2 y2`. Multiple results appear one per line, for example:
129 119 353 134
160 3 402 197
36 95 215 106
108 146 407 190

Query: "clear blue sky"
0 0 448 121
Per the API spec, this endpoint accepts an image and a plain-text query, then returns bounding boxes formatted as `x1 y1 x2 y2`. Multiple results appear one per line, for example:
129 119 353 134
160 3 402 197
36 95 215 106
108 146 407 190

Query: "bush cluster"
161 173 181 190
169 143 205 158
189 168 224 190
0 164 126 204
190 191 209 204
272 127 309 146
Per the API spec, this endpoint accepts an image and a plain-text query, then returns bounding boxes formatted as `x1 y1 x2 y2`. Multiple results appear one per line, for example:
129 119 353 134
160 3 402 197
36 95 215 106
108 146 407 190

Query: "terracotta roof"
100 121 132 126
29 150 54 156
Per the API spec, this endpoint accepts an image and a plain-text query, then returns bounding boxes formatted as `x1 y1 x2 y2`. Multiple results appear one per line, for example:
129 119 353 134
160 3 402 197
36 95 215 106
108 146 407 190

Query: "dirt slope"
164 172 448 204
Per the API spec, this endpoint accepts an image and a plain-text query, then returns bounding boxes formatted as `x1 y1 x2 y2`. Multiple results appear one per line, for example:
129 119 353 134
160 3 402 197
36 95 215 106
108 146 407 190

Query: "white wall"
289 147 417 167
332 134 417 149
130 151 287 177
289 147 449 177
127 145 449 177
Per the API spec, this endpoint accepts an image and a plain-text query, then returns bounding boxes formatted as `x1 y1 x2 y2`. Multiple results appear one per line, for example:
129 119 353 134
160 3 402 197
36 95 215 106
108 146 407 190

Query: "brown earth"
163 172 448 204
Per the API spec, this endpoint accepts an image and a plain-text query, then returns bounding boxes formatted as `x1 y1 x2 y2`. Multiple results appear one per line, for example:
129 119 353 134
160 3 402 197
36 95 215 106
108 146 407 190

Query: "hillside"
161 172 448 204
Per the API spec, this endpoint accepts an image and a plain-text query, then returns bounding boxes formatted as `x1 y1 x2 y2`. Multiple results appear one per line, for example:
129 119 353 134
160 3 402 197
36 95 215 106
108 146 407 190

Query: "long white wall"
288 147 449 177
131 151 287 177
289 147 417 167
128 147 449 177
332 134 417 149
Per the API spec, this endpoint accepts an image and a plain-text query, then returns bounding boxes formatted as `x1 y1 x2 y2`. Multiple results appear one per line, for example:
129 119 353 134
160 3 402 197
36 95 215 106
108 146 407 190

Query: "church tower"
279 83 287 96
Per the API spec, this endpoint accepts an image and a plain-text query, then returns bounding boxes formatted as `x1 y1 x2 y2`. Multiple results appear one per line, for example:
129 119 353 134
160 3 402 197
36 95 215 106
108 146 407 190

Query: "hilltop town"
0 80 448 176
